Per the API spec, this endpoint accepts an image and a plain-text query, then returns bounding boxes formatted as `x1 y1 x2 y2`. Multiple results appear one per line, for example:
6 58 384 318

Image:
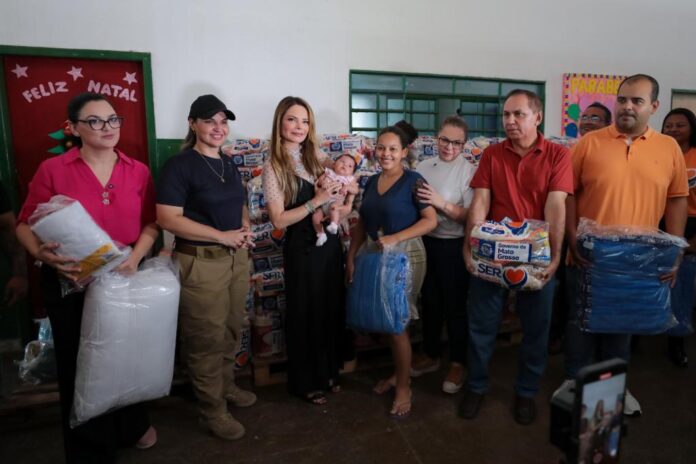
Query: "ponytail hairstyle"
269 96 324 206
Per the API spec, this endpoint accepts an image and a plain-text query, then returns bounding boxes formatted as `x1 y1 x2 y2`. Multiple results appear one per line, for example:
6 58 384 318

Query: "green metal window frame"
671 88 696 109
0 45 158 209
349 70 545 138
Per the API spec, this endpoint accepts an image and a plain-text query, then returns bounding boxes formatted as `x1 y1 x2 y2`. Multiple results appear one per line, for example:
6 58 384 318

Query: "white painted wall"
2 0 695 139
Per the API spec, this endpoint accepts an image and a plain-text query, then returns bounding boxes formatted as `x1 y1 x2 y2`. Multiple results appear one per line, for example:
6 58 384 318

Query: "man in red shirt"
461 90 574 425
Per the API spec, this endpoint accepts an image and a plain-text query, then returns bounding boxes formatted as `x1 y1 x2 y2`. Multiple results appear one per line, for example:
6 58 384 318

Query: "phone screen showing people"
577 372 625 464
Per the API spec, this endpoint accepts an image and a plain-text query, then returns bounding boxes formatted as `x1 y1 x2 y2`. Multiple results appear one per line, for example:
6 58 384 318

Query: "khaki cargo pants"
176 246 249 420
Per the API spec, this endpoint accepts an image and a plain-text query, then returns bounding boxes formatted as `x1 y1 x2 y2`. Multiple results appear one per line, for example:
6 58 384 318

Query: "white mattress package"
71 257 180 426
29 195 124 283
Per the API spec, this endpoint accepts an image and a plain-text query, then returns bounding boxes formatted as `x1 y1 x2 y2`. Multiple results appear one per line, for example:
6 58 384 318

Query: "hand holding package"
469 218 550 291
29 195 125 283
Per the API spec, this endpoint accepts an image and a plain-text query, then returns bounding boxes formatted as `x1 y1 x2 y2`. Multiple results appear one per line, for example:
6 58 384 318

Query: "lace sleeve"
317 149 332 168
261 160 284 205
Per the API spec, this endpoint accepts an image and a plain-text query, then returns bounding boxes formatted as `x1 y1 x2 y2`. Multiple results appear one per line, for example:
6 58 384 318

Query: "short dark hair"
618 74 660 102
335 153 358 173
504 89 542 113
662 107 696 148
380 120 418 148
585 102 612 124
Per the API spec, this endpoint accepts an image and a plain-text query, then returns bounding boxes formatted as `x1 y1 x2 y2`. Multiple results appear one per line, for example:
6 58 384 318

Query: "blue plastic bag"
347 248 411 334
577 219 685 334
667 255 696 336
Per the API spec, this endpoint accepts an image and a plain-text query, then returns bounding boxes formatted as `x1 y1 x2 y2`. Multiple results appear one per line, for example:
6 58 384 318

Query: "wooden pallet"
0 383 59 415
250 354 288 386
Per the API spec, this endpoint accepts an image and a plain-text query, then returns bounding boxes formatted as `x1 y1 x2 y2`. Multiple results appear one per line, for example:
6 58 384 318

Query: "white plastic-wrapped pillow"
71 257 180 426
29 195 124 284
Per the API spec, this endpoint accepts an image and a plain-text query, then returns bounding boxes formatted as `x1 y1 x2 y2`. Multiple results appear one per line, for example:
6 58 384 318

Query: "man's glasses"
580 115 604 123
77 116 124 130
437 136 465 149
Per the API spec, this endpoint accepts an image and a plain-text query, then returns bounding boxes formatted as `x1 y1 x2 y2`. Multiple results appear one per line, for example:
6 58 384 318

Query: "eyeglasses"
437 136 465 149
77 116 124 130
580 115 604 123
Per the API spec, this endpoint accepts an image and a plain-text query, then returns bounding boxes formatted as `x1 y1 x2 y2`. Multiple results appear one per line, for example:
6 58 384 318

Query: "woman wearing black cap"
157 95 256 441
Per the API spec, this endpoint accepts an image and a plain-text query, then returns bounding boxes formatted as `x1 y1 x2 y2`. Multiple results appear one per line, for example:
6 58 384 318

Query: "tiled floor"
2 335 695 463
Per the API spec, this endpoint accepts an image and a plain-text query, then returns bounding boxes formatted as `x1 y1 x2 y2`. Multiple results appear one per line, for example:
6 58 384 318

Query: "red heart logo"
503 268 528 288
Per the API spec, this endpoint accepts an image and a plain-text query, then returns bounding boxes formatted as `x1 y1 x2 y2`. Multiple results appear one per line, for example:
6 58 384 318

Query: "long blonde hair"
269 96 324 206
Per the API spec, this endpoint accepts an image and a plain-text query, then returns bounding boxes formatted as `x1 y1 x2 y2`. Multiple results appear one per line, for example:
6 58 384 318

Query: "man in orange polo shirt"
561 74 688 416
460 90 573 425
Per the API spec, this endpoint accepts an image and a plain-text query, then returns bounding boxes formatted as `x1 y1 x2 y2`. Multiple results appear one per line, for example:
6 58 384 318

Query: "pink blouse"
18 147 156 246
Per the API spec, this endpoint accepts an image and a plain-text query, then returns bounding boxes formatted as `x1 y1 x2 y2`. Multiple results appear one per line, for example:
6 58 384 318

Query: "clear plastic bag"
346 245 412 334
29 195 126 290
667 254 696 336
17 318 57 385
469 218 550 291
70 256 180 427
576 218 686 334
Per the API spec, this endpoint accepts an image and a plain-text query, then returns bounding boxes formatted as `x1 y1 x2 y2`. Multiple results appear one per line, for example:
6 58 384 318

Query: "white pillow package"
71 256 180 426
29 195 125 285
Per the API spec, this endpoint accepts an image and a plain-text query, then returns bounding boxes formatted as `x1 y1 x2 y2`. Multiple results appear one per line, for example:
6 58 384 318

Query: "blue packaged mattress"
347 251 410 334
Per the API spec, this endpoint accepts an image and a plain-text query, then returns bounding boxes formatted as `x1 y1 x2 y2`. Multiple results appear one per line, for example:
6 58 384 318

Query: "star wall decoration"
67 66 84 81
11 63 28 78
123 72 138 85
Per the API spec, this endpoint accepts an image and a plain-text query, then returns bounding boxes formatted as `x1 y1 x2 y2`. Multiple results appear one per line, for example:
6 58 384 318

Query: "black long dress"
283 177 346 397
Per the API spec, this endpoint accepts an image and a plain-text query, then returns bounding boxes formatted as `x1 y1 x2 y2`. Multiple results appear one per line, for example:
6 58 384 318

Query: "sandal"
305 391 327 405
373 377 396 395
135 426 158 450
389 391 413 419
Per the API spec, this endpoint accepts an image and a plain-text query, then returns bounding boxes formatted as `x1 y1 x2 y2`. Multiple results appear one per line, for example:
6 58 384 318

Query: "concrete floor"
1 334 695 464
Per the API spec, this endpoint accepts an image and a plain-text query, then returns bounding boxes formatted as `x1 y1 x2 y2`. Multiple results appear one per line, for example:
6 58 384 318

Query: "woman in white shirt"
412 116 476 394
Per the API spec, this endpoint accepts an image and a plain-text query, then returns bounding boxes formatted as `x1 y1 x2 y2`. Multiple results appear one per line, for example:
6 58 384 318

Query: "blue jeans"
466 275 556 397
564 265 631 378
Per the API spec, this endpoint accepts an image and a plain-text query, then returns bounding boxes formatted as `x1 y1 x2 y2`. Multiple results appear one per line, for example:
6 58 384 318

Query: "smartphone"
574 359 627 464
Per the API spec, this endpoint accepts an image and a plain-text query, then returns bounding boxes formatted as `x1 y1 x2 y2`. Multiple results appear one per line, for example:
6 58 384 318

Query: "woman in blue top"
346 123 437 418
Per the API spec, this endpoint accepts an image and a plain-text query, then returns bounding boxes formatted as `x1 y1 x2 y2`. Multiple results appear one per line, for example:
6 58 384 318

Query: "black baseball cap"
188 94 236 120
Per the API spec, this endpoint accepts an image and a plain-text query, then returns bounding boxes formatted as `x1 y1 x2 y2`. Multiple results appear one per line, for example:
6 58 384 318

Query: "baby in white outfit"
313 154 357 246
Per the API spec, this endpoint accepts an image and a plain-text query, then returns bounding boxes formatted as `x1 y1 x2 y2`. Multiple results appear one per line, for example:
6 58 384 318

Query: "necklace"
198 151 225 183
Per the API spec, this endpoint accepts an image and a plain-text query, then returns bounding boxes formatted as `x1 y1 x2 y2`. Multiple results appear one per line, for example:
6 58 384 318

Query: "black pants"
420 236 469 364
43 267 150 464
